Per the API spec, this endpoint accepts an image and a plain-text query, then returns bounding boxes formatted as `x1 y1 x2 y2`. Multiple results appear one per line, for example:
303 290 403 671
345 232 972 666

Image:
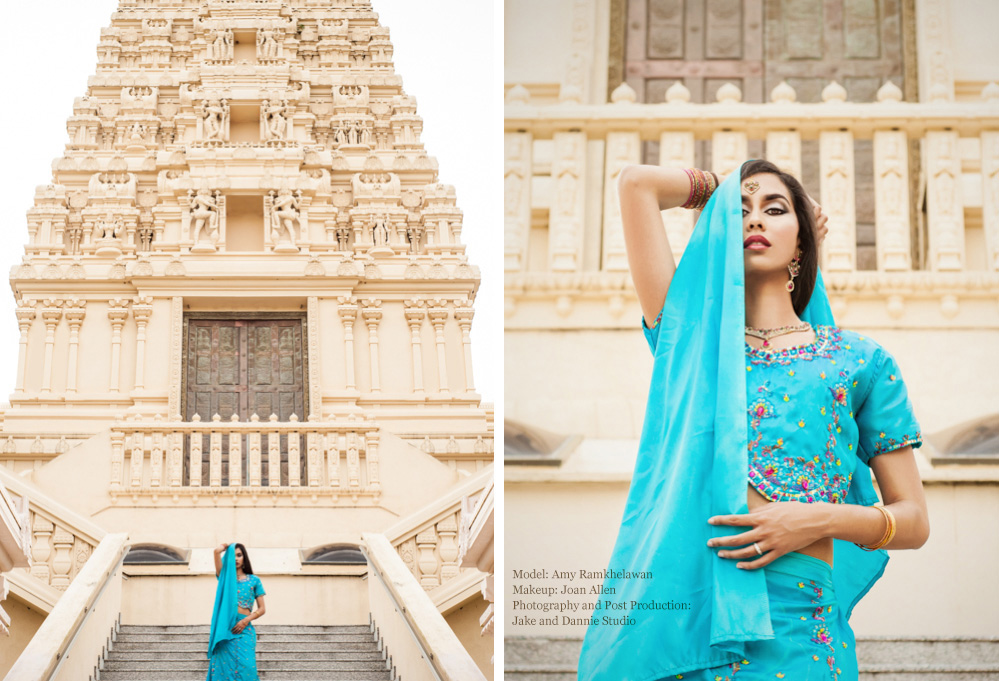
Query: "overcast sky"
0 0 501 406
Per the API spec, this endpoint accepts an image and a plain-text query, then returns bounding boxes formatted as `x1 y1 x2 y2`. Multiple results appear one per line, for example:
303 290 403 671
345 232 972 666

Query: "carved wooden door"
620 0 909 268
184 318 306 486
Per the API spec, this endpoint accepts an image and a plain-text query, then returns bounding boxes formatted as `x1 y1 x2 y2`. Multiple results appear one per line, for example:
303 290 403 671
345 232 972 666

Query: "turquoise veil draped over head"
577 161 889 680
208 544 239 657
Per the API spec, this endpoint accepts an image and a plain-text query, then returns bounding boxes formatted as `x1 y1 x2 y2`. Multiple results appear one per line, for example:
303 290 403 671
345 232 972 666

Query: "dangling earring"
786 249 802 292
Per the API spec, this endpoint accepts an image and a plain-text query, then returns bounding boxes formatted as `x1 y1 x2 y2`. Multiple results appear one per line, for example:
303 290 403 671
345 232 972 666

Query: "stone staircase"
504 637 999 681
99 624 392 680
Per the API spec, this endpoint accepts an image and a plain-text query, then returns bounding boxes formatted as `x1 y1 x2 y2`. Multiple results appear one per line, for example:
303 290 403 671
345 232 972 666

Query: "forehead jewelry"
744 180 760 194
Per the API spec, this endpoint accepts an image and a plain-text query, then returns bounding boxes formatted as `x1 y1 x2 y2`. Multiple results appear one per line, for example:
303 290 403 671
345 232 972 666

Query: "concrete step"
116 632 377 643
105 660 390 672
503 637 999 679
103 624 391 681
108 650 385 662
111 640 381 653
119 624 372 634
100 673 391 681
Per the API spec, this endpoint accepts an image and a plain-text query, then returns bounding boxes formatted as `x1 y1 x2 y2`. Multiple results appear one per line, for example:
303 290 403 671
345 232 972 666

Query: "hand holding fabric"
706 501 829 569
231 616 251 634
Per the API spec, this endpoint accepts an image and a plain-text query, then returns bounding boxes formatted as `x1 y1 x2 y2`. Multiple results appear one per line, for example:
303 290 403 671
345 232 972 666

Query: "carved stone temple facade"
505 0 999 674
0 1 493 678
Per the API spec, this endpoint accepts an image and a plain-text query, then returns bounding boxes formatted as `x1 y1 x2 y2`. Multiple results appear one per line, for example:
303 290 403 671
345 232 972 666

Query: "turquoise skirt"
673 552 858 681
206 619 259 681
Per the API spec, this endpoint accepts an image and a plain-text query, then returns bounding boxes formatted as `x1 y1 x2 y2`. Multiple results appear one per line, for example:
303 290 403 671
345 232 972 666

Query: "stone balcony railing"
505 79 999 330
109 413 382 507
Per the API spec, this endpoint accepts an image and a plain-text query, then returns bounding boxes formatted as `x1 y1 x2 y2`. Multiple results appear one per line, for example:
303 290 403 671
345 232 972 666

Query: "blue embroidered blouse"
236 574 265 610
741 324 922 504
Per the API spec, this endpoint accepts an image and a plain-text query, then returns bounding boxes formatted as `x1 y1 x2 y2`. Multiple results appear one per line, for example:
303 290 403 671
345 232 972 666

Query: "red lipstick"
743 235 771 249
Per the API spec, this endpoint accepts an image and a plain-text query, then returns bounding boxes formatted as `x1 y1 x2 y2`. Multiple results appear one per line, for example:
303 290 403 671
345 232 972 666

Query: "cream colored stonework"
1 0 493 677
505 0 999 648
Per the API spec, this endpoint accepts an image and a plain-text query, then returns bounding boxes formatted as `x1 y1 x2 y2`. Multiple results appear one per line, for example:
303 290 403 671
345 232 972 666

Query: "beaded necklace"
744 321 812 348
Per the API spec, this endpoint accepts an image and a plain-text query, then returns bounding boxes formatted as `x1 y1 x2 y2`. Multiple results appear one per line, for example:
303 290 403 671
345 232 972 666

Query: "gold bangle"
856 504 895 551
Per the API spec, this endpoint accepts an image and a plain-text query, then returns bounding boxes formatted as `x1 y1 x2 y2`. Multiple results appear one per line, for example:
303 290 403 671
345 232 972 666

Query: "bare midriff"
237 607 252 616
747 483 833 568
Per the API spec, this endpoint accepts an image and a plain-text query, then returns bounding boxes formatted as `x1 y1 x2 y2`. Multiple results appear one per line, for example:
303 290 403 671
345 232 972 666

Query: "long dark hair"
740 159 818 316
234 543 254 575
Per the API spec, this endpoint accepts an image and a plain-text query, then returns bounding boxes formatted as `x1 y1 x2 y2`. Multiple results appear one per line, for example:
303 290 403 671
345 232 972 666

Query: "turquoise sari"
207 546 263 681
576 163 888 681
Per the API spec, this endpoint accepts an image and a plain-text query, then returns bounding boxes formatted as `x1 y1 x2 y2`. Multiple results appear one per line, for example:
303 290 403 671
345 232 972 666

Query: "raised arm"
213 543 229 577
617 166 718 325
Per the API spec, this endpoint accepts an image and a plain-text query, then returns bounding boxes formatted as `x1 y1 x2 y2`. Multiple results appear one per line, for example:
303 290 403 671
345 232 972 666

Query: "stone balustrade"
0 467 105 598
505 80 999 329
109 413 382 506
383 466 491 595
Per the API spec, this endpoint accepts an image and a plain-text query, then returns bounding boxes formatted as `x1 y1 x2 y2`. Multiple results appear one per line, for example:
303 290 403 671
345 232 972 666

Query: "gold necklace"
745 321 812 348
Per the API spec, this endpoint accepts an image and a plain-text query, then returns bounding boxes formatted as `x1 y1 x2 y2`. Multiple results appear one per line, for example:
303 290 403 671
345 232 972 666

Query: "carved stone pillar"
41 302 64 394
438 514 460 582
132 297 153 390
306 297 322 419
916 0 955 103
14 304 36 393
428 303 450 395
874 130 912 271
405 301 426 395
416 527 440 588
30 515 53 584
765 131 802 181
108 301 130 393
64 301 86 394
454 307 475 393
50 526 75 590
602 132 641 271
712 130 748 178
550 131 587 272
820 131 857 272
168 297 183 418
337 298 359 391
110 429 125 493
504 132 532 271
361 302 382 393
365 426 381 497
925 131 964 271
658 132 696 259
981 132 999 271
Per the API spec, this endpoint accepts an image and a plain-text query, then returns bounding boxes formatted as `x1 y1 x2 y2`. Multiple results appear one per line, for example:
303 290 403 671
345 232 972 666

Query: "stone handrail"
0 467 104 595
109 414 382 506
504 80 999 318
3 533 128 681
362 532 487 681
382 465 492 593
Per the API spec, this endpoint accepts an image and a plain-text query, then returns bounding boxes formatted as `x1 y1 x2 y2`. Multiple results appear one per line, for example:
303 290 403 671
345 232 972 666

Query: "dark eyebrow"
742 193 790 204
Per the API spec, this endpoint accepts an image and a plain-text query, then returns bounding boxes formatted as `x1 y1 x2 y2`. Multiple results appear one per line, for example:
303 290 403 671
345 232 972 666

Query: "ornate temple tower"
0 0 493 677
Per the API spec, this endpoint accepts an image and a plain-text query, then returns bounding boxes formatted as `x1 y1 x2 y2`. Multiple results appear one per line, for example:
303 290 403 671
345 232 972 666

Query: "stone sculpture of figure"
262 99 289 140
372 216 389 247
270 188 301 247
257 27 279 60
188 188 220 247
334 121 347 146
202 98 229 141
208 28 233 61
97 214 124 241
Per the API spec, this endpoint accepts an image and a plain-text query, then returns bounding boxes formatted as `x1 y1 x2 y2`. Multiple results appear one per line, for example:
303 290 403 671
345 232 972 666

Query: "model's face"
741 173 799 276
234 548 244 569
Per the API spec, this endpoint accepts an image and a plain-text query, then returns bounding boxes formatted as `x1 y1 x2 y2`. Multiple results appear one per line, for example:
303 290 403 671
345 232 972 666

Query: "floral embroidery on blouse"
645 308 663 331
744 325 920 505
236 574 265 610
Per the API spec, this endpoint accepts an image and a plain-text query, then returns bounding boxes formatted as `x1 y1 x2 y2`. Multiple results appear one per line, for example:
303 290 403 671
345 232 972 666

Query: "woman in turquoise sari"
577 160 930 681
208 542 267 681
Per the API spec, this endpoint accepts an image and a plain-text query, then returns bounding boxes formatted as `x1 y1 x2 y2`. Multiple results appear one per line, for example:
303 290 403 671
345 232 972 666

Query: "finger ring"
753 542 763 556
